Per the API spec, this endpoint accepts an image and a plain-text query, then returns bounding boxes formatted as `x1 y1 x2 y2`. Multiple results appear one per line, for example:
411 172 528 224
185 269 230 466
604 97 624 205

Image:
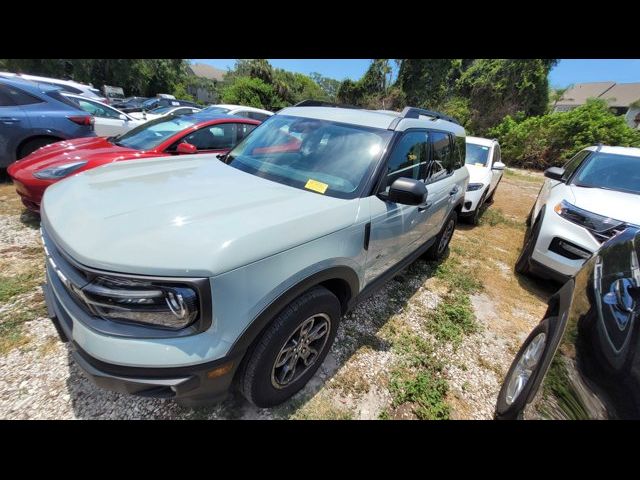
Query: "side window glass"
453 135 465 169
384 131 429 189
237 123 258 141
428 131 454 181
0 86 15 106
181 123 238 150
5 85 43 106
562 150 590 181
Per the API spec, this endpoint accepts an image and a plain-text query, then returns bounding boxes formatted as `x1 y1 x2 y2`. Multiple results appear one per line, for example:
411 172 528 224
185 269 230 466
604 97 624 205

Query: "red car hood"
8 137 154 176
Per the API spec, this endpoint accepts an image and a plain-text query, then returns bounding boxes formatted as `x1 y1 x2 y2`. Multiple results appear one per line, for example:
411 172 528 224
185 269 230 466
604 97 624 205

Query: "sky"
193 59 640 87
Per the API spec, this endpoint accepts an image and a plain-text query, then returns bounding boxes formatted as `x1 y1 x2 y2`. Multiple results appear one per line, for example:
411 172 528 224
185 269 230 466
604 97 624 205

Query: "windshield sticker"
475 163 485 166
305 179 329 194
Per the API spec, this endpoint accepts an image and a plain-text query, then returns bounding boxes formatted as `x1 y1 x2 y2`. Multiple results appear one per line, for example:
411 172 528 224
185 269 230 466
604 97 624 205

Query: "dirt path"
0 170 558 419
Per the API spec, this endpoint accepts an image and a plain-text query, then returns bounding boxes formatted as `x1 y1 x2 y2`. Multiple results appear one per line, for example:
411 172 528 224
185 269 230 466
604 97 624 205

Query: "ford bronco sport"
40 101 469 407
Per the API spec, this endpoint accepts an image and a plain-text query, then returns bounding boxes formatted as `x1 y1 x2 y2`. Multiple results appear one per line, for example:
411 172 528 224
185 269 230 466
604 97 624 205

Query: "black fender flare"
227 266 360 358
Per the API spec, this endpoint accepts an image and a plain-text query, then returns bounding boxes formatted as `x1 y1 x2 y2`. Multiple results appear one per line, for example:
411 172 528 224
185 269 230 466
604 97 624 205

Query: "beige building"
554 81 640 129
186 63 226 104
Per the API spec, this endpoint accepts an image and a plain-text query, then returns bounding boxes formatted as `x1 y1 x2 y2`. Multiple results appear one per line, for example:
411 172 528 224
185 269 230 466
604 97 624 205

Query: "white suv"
460 136 505 224
516 145 640 282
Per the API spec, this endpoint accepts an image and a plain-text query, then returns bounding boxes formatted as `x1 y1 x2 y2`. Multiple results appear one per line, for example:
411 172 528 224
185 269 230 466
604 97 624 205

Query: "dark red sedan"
7 113 261 211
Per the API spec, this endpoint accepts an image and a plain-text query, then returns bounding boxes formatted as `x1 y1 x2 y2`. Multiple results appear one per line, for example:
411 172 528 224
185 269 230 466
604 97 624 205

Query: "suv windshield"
141 98 160 109
113 116 198 150
572 152 640 195
465 143 491 166
226 115 393 199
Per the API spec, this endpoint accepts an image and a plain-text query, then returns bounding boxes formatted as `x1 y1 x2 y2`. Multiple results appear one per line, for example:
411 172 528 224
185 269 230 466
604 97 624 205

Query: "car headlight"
33 161 88 180
553 200 624 233
80 275 199 329
467 183 484 191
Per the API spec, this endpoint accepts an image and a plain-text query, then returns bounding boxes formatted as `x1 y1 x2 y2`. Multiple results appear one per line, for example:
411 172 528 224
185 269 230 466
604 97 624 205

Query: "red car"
7 113 261 212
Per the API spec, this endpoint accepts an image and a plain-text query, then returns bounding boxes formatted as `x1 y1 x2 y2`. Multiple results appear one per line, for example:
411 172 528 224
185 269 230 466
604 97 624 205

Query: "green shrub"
489 99 640 169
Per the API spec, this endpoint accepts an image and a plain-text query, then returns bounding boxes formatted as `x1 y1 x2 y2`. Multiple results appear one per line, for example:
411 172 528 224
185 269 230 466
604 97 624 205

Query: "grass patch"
479 208 524 229
0 272 42 303
504 168 544 184
290 395 353 420
0 297 47 355
426 293 478 345
389 370 450 420
433 257 482 294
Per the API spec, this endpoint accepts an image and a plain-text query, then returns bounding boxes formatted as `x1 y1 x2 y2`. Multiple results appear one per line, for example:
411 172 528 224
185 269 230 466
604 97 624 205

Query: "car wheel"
239 286 341 408
17 137 61 160
468 191 487 226
485 187 496 204
515 209 544 275
495 317 552 420
425 210 457 261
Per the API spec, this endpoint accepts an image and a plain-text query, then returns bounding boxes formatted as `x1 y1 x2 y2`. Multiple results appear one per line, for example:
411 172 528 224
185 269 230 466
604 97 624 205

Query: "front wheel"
239 286 341 407
425 211 457 261
515 210 543 275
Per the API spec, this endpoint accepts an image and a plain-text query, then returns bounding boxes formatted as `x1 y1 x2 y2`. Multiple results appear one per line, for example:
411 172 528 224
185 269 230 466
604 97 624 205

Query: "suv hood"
569 185 640 225
42 155 361 277
465 163 491 184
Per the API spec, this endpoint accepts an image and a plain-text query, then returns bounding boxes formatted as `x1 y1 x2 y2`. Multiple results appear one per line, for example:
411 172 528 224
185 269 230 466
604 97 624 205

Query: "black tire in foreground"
515 209 544 276
239 286 341 407
425 210 457 261
495 317 552 420
467 191 487 226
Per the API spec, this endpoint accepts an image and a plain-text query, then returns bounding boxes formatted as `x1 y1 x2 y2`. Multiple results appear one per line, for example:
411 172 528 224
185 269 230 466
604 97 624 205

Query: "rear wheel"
239 286 341 407
425 211 457 261
468 191 487 226
17 137 61 160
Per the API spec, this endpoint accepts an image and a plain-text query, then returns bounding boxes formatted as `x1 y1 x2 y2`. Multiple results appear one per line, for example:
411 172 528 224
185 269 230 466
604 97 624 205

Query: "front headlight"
554 200 624 233
467 183 484 191
33 161 87 180
80 275 199 329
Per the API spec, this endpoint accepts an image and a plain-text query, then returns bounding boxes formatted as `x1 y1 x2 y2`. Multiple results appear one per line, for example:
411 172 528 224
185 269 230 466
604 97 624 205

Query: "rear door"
0 84 35 167
423 131 459 239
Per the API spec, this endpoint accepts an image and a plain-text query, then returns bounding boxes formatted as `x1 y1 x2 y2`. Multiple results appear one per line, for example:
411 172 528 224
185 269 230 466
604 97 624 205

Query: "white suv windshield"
573 152 640 195
226 115 393 199
465 143 490 166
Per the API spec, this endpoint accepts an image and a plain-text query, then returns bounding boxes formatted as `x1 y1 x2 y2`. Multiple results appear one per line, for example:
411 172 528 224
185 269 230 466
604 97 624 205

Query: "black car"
496 227 640 419
120 97 201 113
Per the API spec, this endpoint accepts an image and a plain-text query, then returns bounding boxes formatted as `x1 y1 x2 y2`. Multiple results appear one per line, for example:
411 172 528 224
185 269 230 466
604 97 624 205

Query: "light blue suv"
40 102 469 407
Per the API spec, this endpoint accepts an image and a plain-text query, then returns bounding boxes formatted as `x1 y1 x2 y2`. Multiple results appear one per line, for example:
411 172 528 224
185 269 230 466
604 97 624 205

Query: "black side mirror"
544 167 565 181
380 177 427 206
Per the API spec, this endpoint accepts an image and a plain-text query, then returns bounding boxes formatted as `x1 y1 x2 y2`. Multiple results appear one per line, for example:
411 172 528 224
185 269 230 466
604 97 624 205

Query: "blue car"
0 77 96 169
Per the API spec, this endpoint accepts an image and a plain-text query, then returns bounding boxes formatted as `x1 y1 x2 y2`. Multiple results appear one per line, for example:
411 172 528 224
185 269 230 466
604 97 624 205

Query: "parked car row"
5 76 638 417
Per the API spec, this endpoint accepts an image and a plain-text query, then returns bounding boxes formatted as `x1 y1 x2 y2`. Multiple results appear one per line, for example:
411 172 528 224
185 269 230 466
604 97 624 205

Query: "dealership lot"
0 170 557 419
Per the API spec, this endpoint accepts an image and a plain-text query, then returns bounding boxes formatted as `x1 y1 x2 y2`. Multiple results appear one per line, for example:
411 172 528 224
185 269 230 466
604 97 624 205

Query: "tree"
309 72 341 101
221 76 278 109
457 59 558 134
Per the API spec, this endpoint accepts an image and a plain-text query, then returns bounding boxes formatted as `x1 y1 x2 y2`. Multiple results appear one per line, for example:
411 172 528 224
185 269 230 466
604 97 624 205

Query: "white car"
129 105 201 122
63 93 144 137
0 71 107 102
460 136 505 224
200 104 273 122
516 145 640 282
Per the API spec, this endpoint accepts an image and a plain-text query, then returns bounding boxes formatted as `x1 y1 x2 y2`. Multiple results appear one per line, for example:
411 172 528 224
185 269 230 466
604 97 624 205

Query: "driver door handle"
418 201 432 212
449 186 460 196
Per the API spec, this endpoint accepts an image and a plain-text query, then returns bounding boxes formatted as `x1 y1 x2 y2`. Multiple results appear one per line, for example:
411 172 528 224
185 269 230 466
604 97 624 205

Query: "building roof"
598 83 640 107
556 82 640 108
188 63 226 81
556 82 616 106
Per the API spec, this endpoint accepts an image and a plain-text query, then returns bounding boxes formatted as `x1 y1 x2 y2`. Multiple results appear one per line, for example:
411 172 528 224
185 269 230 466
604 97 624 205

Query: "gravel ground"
0 172 553 420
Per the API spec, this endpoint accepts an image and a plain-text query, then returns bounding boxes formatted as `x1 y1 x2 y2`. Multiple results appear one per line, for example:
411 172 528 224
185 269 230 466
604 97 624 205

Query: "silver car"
40 102 470 407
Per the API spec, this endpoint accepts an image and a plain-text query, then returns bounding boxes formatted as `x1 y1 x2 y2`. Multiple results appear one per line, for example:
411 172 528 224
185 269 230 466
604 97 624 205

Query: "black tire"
525 206 534 227
17 137 61 160
239 286 341 408
495 318 553 420
467 191 487 226
485 187 496 204
425 210 457 261
515 209 543 276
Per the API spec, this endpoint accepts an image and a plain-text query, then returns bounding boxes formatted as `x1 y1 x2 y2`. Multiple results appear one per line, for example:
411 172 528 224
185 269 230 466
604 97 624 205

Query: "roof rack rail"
294 99 363 109
400 107 460 125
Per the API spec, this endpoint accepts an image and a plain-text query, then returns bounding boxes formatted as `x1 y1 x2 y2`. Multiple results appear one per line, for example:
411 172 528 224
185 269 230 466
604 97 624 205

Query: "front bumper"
42 278 241 407
530 207 601 278
8 177 48 212
461 186 486 213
